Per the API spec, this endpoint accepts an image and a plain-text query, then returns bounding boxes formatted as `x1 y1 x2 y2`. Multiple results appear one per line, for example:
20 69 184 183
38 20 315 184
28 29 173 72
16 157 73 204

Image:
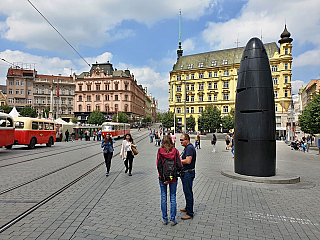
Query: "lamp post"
173 103 176 135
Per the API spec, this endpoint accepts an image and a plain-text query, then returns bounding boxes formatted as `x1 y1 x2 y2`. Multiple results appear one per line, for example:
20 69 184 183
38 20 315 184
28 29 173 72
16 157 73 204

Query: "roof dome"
278 24 293 44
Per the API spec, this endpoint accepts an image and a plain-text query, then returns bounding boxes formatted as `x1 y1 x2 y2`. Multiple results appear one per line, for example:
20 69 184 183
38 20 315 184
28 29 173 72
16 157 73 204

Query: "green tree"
186 115 196 131
299 92 320 134
221 108 234 130
20 105 37 118
88 110 105 125
197 105 221 132
146 117 152 123
157 112 162 122
0 104 12 114
112 112 129 123
162 111 175 129
42 106 50 118
71 117 78 124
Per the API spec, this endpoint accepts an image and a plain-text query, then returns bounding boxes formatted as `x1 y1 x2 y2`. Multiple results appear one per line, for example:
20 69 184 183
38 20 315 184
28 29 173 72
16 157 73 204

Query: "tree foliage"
157 112 162 122
162 111 175 129
88 110 106 125
0 104 12 114
71 117 78 124
112 112 129 123
198 105 221 132
20 105 37 118
221 108 234 130
299 92 320 134
186 115 196 131
42 106 50 118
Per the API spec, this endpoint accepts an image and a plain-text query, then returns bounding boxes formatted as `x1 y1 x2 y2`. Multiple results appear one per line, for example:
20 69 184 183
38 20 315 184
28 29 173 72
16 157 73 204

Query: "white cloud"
182 38 195 53
0 0 217 52
202 0 320 50
294 48 320 67
291 80 306 94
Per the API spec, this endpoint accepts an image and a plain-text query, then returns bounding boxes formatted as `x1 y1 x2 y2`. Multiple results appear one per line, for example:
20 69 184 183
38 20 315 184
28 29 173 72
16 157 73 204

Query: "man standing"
179 133 196 220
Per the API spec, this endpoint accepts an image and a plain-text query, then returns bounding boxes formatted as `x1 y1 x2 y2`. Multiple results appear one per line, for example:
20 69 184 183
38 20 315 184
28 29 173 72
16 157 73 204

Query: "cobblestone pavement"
1 129 320 240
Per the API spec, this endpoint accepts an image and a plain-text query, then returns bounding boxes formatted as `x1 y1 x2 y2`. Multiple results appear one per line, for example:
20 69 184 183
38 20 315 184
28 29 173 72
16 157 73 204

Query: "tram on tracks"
0 112 15 149
13 117 56 149
101 122 130 138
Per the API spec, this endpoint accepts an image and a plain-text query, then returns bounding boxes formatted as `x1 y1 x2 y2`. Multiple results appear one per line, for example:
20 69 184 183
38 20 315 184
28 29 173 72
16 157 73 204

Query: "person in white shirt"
120 134 136 176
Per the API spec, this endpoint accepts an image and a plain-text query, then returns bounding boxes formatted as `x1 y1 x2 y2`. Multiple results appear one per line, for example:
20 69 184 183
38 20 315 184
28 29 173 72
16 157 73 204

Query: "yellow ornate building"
169 25 293 136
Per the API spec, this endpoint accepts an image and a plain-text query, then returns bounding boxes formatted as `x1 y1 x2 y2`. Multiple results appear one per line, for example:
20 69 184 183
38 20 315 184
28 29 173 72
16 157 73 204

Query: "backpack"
157 149 182 183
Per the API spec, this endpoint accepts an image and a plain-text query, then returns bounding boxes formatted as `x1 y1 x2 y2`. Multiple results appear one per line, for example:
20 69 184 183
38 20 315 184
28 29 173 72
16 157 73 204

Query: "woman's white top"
126 141 131 151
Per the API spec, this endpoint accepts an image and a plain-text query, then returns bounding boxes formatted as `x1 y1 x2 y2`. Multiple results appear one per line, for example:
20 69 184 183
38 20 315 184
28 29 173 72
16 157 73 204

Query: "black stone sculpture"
234 37 276 177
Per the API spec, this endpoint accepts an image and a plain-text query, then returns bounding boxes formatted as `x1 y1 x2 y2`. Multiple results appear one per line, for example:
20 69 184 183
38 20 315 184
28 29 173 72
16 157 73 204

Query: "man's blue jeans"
159 180 178 222
181 171 195 217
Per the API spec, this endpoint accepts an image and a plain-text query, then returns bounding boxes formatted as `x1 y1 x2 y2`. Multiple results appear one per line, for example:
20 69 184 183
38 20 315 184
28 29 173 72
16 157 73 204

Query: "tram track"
0 131 148 233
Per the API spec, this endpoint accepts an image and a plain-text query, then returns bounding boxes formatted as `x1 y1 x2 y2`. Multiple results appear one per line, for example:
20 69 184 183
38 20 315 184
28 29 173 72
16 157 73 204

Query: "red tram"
0 112 15 149
101 122 130 138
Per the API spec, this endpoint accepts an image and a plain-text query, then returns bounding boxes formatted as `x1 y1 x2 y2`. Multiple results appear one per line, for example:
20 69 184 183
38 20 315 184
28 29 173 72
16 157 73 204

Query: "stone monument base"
221 169 300 184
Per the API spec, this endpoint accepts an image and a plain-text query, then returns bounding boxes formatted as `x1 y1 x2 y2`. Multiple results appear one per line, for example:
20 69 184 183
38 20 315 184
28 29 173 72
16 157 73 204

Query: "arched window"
79 105 82 112
105 105 109 112
87 105 91 112
124 104 128 112
96 105 100 111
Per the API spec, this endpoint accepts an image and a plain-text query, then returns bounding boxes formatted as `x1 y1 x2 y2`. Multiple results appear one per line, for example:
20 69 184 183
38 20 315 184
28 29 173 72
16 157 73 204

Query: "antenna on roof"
260 29 263 41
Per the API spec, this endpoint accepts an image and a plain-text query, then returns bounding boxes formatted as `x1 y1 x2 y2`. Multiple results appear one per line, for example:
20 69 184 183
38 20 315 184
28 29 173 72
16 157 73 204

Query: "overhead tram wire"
27 0 91 67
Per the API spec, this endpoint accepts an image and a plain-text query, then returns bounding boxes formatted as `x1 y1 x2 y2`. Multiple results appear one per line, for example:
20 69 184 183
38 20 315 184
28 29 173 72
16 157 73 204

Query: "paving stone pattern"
1 129 320 239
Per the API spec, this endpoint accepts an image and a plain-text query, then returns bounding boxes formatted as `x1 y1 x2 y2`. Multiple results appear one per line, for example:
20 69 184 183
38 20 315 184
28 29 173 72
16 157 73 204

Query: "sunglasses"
180 139 185 141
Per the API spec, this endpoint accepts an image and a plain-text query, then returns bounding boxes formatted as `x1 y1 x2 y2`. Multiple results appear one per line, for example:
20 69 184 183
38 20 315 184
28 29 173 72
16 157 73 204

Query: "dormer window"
188 64 193 69
180 65 183 70
222 60 228 65
198 62 204 68
211 60 217 66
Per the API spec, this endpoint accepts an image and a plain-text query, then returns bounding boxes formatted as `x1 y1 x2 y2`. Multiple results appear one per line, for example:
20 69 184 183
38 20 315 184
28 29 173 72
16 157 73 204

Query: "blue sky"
0 0 319 110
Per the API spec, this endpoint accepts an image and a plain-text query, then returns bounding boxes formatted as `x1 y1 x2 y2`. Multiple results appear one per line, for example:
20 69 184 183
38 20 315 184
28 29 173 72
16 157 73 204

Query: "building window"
222 60 228 65
275 104 278 112
199 84 204 90
211 60 217 67
48 99 51 104
177 85 181 92
79 105 82 111
214 72 218 77
69 90 72 95
223 94 229 100
199 95 203 102
208 95 212 101
191 107 194 113
214 82 218 89
62 90 65 95
199 73 204 79
177 75 181 81
176 108 181 114
21 80 24 86
16 80 19 85
87 85 91 91
69 110 72 115
284 90 289 98
35 88 38 94
199 107 203 113
284 48 288 54
271 65 278 71
208 72 212 78
105 105 109 112
105 84 109 90
186 107 189 113
69 99 72 105
105 95 109 101
223 106 229 113
285 76 289 83
96 95 100 101
186 96 189 102
223 82 229 88
41 89 45 94
28 81 31 87
27 90 31 95
177 96 181 103
9 89 12 94
96 85 100 91
16 89 19 95
180 65 183 70
87 105 91 112
273 77 278 85
198 62 204 68
186 74 189 80
214 94 217 101
20 89 24 95
125 95 128 101
8 98 14 103
284 63 288 70
79 95 82 101
62 99 65 104
274 91 278 98
27 99 32 104
9 80 13 85
35 98 38 104
115 84 118 90
41 99 45 104
79 85 82 91
124 104 128 112
15 99 19 103
223 70 229 76
115 95 119 101
191 96 194 102
87 95 91 101
21 99 25 104
191 84 194 91
62 109 65 114
186 85 189 91
208 83 212 89
96 105 100 111
188 64 193 69
191 74 194 80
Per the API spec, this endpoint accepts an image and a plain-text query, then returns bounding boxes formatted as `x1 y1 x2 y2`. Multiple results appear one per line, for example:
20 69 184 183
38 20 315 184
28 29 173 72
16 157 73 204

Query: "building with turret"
169 24 293 138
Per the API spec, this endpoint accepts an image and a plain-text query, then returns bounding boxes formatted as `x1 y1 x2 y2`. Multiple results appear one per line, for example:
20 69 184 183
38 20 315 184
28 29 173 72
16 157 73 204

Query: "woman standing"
211 133 217 152
120 134 135 176
101 133 116 176
156 135 183 226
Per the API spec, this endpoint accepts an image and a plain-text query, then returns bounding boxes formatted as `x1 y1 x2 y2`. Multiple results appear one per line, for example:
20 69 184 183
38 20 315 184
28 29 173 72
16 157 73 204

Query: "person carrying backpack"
157 135 183 226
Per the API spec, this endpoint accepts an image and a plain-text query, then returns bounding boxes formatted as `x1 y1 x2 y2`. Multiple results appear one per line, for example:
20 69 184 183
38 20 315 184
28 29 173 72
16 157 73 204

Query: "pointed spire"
278 24 293 44
177 9 183 60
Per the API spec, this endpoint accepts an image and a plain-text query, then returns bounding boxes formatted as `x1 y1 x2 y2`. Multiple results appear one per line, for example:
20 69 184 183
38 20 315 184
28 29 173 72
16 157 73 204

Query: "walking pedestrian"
120 134 136 176
101 133 116 176
196 132 201 149
80 129 83 141
93 131 96 141
211 133 217 152
98 129 102 141
155 132 160 146
179 133 196 220
71 130 75 142
157 135 183 226
65 129 69 142
150 130 154 143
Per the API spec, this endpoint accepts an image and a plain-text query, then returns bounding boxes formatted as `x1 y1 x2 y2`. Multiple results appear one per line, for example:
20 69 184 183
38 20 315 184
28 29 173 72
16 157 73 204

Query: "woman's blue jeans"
159 180 178 222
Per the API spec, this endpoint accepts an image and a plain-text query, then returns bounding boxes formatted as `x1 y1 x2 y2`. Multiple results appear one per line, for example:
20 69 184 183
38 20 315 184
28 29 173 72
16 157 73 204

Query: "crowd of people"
290 134 314 152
